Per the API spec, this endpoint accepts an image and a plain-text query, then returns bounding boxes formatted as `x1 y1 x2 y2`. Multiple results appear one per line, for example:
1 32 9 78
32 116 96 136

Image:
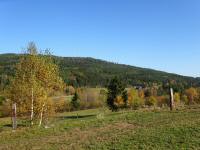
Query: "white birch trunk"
39 103 45 127
170 88 174 111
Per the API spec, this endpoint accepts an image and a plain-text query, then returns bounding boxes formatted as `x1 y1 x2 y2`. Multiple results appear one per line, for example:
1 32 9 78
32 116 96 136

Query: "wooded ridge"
0 53 199 88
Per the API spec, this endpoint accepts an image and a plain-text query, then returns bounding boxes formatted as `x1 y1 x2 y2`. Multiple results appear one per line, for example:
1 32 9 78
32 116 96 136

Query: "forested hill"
0 53 199 88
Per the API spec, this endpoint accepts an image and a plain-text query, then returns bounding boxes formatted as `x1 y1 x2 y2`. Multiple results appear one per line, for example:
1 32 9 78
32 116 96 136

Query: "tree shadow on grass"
58 114 96 120
3 123 27 128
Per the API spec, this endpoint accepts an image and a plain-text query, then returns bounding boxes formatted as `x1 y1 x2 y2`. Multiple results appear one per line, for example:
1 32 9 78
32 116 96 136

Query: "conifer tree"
107 77 126 111
71 92 80 110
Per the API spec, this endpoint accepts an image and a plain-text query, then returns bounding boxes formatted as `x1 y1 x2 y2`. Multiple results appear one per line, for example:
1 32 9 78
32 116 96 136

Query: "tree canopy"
6 42 64 126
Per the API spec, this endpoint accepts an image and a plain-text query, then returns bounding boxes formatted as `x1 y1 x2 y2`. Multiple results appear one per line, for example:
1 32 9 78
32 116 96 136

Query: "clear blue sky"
0 0 200 77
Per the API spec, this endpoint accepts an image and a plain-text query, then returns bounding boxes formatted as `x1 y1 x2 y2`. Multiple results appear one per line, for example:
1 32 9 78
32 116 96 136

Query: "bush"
174 93 181 105
0 96 8 117
54 97 71 113
128 88 144 109
78 88 104 110
128 88 138 105
182 95 189 105
80 100 103 110
114 96 124 108
185 88 198 104
131 97 144 110
145 96 157 107
157 95 169 107
0 100 11 117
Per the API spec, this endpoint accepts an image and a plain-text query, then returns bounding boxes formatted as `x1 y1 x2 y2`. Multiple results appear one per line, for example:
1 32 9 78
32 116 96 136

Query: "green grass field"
1 106 200 150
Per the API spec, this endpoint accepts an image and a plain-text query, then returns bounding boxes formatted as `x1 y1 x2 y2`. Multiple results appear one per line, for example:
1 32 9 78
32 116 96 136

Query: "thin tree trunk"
12 103 17 130
39 103 45 127
30 87 34 125
170 88 174 111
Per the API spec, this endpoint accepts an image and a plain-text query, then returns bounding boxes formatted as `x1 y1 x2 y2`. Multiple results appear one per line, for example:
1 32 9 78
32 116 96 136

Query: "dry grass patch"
40 122 136 149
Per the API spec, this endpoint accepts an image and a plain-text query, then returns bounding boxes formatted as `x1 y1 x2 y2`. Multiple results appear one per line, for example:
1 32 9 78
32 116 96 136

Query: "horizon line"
0 52 199 78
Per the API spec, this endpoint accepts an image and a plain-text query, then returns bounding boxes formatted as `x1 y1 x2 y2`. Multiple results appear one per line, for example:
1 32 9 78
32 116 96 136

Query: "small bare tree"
170 88 174 111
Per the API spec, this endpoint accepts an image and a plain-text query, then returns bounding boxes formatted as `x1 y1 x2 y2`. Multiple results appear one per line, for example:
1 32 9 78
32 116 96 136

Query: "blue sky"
0 0 200 77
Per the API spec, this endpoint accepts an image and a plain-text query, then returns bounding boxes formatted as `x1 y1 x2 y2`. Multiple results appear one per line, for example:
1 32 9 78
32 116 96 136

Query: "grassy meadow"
1 106 200 150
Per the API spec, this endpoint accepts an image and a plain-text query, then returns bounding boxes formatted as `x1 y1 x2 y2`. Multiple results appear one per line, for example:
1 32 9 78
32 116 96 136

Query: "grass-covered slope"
1 107 200 149
0 53 199 87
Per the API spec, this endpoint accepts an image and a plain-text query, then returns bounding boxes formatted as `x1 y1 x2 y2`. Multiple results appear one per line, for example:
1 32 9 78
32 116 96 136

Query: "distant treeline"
0 53 200 92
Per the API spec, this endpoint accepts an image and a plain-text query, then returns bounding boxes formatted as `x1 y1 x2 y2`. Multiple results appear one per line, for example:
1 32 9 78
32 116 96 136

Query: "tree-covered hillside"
0 53 199 89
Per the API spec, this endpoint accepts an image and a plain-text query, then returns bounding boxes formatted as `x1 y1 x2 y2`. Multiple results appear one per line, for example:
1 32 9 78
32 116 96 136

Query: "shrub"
157 95 169 107
114 96 124 108
128 88 138 106
174 92 180 105
182 95 189 105
0 100 11 117
54 97 71 113
127 88 145 109
131 97 144 109
185 88 198 104
146 96 157 106
138 90 145 99
79 96 104 110
77 88 104 110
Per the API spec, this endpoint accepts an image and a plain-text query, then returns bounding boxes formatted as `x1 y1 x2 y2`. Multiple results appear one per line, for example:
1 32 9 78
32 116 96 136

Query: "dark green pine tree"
107 77 125 111
71 92 80 110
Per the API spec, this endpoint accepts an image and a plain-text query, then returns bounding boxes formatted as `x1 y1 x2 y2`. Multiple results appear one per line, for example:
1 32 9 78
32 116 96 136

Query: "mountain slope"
0 53 199 88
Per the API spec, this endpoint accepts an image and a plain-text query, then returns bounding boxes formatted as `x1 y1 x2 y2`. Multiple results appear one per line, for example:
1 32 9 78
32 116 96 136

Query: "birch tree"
7 42 64 127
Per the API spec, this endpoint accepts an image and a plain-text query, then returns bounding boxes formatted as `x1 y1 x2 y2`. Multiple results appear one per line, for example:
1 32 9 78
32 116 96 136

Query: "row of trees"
106 77 200 111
